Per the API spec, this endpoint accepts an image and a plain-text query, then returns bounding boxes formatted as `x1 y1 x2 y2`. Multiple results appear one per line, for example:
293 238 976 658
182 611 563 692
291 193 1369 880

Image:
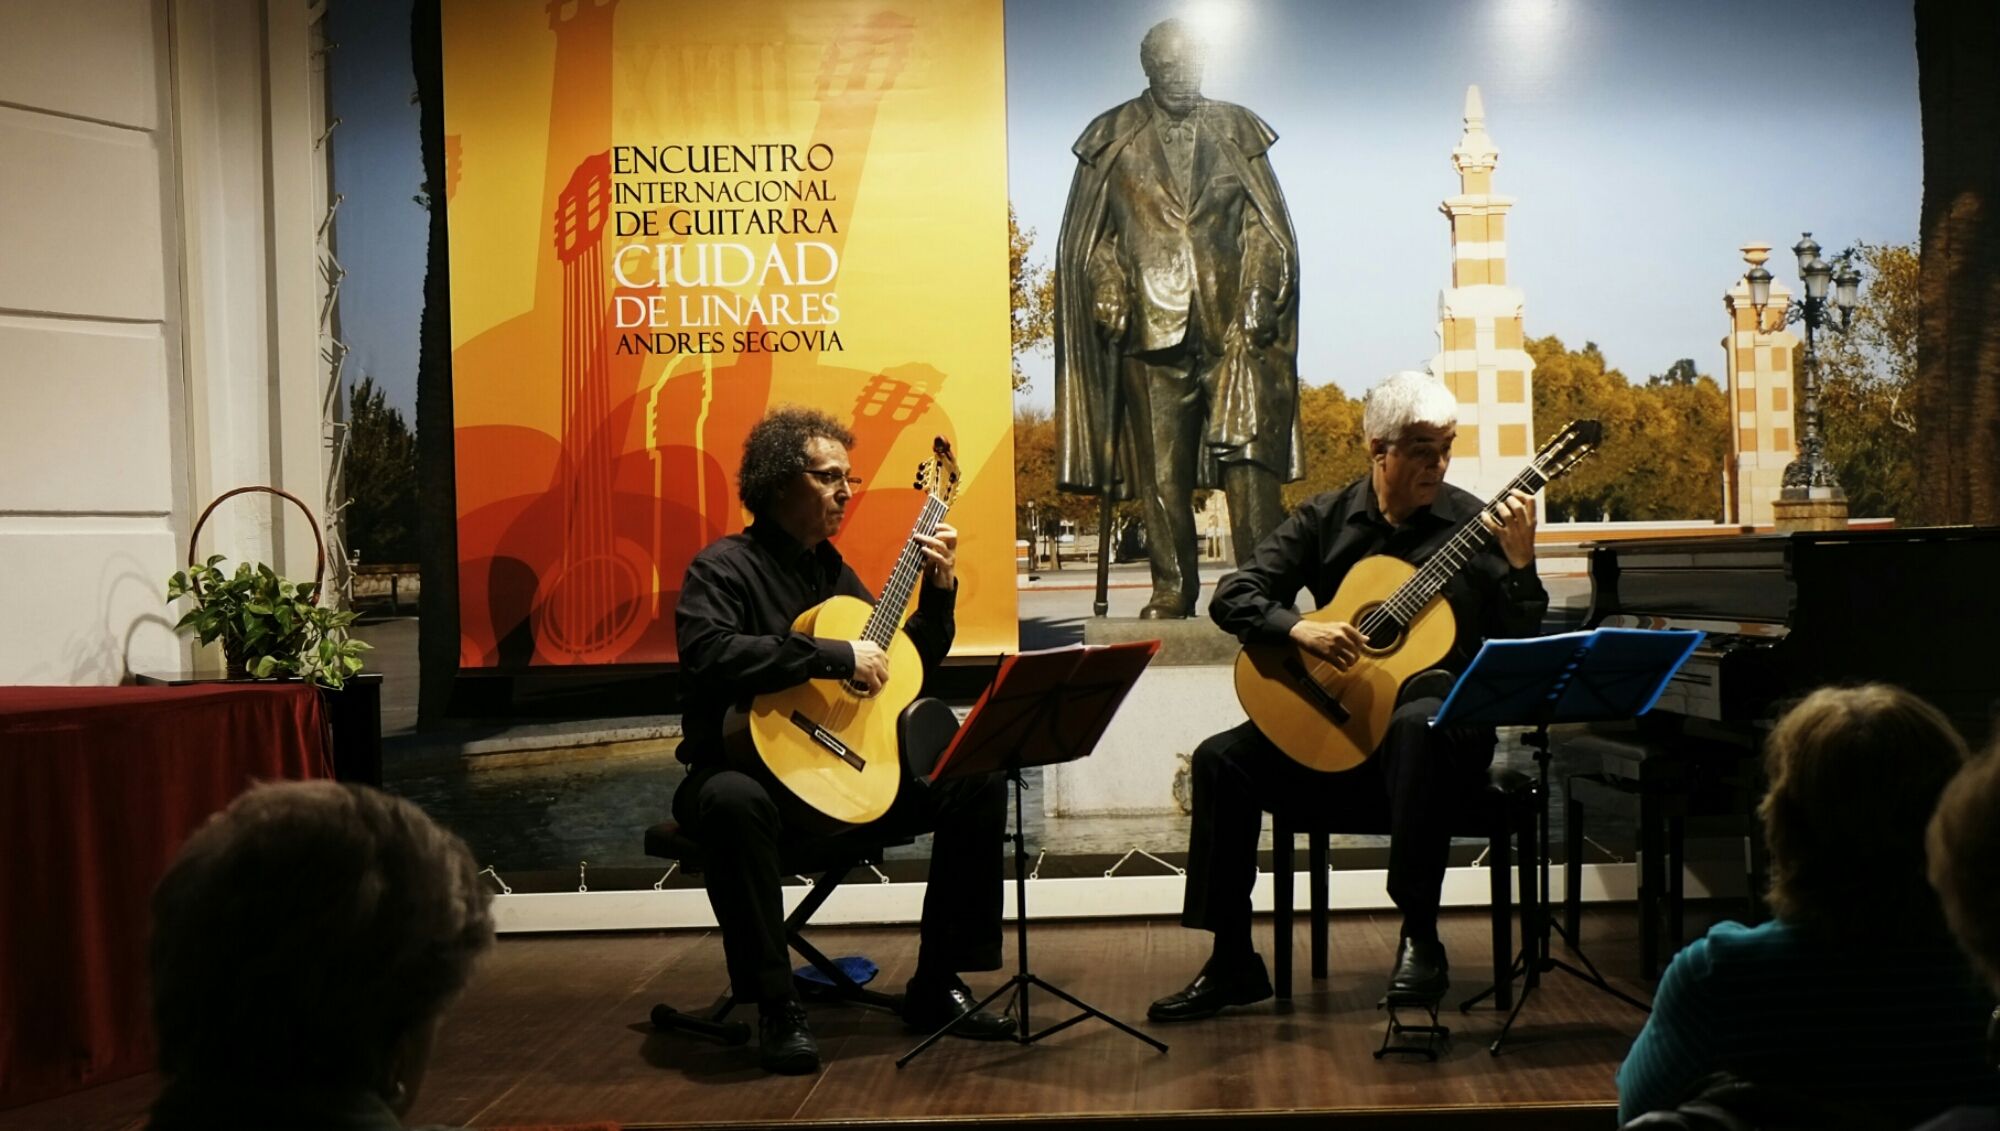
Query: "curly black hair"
738 405 855 517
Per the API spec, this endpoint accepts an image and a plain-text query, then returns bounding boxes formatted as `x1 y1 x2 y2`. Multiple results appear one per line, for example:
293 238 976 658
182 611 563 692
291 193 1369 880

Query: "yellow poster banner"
442 0 1016 667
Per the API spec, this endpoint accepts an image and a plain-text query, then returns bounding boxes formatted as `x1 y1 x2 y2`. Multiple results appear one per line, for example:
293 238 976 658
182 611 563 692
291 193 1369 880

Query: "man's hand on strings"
849 640 889 693
1291 619 1365 671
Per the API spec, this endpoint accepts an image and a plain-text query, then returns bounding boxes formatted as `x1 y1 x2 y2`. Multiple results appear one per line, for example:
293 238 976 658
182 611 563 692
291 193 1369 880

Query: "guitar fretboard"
1357 461 1554 638
859 494 950 648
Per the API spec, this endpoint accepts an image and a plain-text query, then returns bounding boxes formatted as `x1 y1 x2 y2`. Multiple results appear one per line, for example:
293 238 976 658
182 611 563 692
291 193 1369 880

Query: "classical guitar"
1234 420 1602 772
723 437 961 833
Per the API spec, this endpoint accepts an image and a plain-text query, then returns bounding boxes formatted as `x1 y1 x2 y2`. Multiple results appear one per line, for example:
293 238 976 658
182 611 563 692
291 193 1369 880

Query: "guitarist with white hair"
673 406 1014 1075
1149 370 1549 1022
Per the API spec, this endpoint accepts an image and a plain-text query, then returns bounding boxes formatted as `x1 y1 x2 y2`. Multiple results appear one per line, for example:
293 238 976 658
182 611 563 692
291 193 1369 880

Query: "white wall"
0 0 327 684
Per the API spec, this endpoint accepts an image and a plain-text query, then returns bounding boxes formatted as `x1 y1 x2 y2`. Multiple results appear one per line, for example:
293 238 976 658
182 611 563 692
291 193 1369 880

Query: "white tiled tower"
1428 85 1536 503
1720 243 1801 526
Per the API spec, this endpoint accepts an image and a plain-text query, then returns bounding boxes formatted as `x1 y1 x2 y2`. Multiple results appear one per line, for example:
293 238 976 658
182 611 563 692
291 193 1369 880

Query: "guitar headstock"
911 435 961 506
1532 419 1602 482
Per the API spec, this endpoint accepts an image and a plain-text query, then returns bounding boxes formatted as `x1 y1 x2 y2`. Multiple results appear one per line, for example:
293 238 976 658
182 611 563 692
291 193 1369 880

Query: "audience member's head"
1760 684 1968 934
150 781 494 1118
1929 743 2000 992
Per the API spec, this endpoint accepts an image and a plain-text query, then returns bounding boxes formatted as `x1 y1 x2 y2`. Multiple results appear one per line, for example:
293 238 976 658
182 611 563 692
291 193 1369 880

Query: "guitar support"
1376 990 1450 1060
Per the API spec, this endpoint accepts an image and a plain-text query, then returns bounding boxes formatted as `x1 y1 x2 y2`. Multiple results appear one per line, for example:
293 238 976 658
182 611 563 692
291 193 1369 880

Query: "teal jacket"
1617 918 2000 1125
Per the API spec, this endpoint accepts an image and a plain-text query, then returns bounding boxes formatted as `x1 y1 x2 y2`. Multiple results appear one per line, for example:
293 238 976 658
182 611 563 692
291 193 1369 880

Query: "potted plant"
166 486 370 690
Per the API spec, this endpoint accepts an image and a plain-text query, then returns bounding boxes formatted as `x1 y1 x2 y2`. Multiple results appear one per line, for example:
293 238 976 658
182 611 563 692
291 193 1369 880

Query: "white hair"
1362 370 1458 445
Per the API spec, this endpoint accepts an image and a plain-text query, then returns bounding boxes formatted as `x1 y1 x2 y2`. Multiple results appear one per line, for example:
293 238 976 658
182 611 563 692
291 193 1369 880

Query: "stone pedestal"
1771 496 1849 533
1044 617 1247 817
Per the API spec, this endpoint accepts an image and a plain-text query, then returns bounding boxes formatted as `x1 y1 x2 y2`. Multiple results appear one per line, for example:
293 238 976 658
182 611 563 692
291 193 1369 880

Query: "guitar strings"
861 494 949 649
1361 452 1560 636
1288 461 1552 691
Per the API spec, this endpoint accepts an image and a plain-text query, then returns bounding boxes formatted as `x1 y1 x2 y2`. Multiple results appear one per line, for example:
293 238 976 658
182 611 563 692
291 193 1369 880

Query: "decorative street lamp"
1748 232 1862 502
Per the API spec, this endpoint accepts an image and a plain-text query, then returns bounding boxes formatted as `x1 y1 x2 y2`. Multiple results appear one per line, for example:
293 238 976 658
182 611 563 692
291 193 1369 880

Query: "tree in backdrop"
1810 242 1919 519
1281 382 1368 510
1009 204 1056 393
1013 404 1100 565
1529 336 1730 521
1651 358 1700 387
1913 0 2000 526
343 376 420 564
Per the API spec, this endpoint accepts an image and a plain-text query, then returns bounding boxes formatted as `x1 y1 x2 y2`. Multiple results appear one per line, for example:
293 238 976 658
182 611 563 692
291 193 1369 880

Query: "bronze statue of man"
1054 18 1303 619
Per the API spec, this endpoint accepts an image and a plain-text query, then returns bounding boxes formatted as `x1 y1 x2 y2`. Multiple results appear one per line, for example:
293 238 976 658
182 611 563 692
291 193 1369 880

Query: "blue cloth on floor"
795 955 878 988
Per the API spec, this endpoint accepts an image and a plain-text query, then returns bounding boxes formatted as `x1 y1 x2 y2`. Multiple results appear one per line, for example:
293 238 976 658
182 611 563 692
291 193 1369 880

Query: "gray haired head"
1363 370 1459 445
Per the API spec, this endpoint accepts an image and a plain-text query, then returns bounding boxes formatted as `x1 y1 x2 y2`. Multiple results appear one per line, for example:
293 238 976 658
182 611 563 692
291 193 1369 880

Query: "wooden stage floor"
8 908 1665 1130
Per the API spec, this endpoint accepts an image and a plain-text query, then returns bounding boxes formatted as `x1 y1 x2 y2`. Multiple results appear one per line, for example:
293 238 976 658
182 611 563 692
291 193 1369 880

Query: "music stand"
897 640 1169 1067
1438 627 1703 1054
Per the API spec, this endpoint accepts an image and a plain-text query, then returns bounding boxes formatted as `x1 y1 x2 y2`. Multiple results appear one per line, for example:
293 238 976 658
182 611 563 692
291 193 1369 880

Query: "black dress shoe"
1147 953 1274 1022
901 976 1016 1040
1387 937 1450 1001
757 999 820 1075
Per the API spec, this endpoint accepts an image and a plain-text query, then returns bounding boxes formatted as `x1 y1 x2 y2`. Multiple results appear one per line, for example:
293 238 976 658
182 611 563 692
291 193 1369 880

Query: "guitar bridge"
1283 658 1352 724
789 711 866 772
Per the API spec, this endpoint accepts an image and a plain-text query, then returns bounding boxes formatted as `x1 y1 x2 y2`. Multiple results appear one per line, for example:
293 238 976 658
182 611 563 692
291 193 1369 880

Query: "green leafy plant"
166 557 371 689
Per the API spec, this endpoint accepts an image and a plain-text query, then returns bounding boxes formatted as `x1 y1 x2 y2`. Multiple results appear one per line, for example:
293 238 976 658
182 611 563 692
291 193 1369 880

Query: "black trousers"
673 764 1007 1004
1181 697 1494 944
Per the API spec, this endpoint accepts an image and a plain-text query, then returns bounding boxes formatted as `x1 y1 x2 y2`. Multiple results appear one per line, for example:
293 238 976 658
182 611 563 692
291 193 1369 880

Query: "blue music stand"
1437 627 1702 1054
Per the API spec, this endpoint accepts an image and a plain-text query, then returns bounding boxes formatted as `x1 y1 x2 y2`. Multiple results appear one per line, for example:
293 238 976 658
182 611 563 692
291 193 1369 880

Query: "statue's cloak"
1053 94 1304 497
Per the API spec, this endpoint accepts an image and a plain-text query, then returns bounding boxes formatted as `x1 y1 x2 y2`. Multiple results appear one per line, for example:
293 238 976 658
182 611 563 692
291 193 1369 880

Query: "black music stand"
1440 627 1703 1054
897 640 1169 1067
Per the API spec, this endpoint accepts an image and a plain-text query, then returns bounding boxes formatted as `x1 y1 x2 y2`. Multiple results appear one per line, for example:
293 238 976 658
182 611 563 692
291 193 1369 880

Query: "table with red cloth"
0 684 331 1110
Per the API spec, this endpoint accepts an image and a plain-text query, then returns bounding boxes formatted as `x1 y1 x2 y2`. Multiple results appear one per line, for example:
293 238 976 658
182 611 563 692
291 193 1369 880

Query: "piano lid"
1586 532 1796 627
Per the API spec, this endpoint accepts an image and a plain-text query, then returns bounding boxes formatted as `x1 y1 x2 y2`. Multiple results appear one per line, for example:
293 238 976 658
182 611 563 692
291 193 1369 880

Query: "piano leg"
1668 813 1686 959
1564 789 1584 943
1639 788 1663 981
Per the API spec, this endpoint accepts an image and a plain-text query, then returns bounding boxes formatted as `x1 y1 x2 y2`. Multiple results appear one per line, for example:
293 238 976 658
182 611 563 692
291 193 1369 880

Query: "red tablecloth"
0 684 330 1110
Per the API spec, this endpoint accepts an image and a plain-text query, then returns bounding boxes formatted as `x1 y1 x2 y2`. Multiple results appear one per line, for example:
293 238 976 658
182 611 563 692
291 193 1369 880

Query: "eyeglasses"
1389 439 1454 465
803 467 863 490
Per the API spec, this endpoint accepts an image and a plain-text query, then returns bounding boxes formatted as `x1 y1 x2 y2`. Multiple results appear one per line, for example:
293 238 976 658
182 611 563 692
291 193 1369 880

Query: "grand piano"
1564 525 2000 975
1586 525 2000 744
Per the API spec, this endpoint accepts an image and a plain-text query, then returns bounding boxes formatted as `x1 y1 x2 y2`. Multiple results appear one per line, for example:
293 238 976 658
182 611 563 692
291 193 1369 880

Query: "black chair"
645 821 912 1043
647 698 962 1044
1269 764 1540 1010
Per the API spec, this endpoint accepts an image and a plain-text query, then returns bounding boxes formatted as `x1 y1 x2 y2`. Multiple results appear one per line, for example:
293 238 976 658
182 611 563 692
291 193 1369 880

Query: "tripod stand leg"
1020 973 1167 1052
1459 949 1531 1013
1489 976 1535 1055
900 771 1167 1067
895 975 1022 1067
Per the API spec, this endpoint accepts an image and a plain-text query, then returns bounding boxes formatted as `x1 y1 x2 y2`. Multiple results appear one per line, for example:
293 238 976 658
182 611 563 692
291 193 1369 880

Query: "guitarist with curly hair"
1149 371 1549 1023
673 406 1013 1075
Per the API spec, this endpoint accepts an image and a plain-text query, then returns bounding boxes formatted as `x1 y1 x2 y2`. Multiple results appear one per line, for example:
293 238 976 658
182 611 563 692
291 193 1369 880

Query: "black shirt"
1210 476 1549 673
674 520 957 766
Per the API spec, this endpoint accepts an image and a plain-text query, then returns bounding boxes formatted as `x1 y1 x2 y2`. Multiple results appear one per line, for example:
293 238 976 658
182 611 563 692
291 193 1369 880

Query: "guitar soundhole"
1355 603 1404 653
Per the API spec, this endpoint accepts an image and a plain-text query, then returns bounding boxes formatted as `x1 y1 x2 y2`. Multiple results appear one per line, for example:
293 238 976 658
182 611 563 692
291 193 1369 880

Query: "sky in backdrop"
330 0 1920 420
